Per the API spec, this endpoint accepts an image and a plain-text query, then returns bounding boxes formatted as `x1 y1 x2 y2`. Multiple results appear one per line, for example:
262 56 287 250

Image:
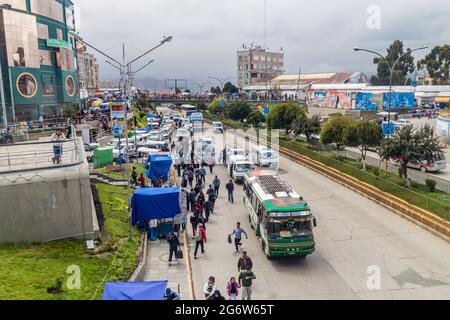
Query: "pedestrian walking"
208 162 214 174
207 186 217 213
208 290 226 301
238 269 256 301
190 213 198 237
167 232 180 266
226 179 235 203
203 276 217 300
226 277 241 300
204 199 212 222
213 176 221 196
131 167 138 187
194 225 207 260
237 251 253 272
164 288 180 300
138 173 146 188
199 166 206 182
188 189 196 212
229 222 248 253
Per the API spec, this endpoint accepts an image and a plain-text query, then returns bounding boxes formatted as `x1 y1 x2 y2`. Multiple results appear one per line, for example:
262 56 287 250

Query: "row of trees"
320 115 443 179
371 40 450 86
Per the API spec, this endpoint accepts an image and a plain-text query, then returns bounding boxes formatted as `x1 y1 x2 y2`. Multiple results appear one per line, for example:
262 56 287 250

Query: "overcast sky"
75 0 450 85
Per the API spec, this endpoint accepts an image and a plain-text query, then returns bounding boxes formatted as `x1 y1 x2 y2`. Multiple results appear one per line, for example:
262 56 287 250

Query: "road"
186 122 450 300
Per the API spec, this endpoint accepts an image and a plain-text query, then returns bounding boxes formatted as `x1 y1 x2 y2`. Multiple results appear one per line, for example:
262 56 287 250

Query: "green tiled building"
0 0 79 125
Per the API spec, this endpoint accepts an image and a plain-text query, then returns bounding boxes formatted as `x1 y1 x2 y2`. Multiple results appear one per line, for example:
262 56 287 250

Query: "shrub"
426 179 437 192
372 166 380 177
357 163 364 170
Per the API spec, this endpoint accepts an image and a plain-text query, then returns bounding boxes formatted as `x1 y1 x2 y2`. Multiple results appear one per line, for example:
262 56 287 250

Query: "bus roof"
245 171 310 212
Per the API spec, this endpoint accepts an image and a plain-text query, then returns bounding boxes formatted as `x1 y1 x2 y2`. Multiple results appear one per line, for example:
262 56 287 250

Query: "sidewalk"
142 233 193 300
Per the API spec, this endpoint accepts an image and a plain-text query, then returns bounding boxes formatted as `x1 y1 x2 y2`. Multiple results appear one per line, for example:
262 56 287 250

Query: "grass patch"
95 163 146 181
0 183 140 300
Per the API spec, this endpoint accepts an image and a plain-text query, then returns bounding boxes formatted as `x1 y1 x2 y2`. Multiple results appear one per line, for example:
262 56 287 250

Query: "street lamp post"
70 31 173 240
208 76 233 99
353 45 428 124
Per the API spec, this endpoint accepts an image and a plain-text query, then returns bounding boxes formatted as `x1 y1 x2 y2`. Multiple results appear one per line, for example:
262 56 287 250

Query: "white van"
251 146 279 168
228 155 253 183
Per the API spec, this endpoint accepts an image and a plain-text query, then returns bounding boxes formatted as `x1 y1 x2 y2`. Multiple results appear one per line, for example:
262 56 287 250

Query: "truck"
228 155 253 183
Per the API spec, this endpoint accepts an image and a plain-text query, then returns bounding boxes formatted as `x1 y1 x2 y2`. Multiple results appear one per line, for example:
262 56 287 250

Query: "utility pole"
70 31 173 240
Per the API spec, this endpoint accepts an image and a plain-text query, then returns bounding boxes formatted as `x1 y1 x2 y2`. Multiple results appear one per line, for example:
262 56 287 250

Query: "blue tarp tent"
145 155 172 182
102 281 167 300
131 187 181 225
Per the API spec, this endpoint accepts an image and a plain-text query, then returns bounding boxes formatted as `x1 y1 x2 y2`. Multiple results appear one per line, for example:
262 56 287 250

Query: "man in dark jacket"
204 199 212 222
207 189 217 213
226 180 235 203
188 189 197 212
167 232 180 266
237 251 253 272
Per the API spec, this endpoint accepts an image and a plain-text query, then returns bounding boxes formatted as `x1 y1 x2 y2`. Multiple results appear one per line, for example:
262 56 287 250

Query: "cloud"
74 0 450 85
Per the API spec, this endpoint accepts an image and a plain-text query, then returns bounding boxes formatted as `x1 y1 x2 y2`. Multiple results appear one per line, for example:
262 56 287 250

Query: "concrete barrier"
129 232 148 282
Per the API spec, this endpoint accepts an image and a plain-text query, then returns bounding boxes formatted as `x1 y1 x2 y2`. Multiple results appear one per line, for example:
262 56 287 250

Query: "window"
2 10 40 67
56 28 63 40
39 50 52 66
41 75 55 96
30 0 64 23
56 48 74 70
16 73 38 98
0 0 26 10
37 23 49 39
65 75 75 96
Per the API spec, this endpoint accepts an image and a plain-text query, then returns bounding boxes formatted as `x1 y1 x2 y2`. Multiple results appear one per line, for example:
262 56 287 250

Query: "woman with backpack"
194 225 207 260
226 277 241 300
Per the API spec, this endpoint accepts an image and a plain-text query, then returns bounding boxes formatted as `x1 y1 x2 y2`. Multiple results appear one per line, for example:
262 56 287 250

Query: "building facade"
77 43 99 98
237 46 284 88
0 0 79 125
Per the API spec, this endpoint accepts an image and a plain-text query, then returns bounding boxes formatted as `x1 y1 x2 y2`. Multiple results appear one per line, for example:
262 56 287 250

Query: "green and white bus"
243 171 317 259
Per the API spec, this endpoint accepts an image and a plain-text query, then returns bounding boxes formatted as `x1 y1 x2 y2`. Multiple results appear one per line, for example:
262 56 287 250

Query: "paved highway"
186 123 450 300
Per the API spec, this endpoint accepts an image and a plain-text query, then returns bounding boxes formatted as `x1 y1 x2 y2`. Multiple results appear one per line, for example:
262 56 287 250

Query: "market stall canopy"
145 155 173 182
131 187 181 225
102 281 167 300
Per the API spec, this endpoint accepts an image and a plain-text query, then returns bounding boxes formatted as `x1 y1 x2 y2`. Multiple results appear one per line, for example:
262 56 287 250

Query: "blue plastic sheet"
145 155 172 182
102 281 167 300
131 187 181 225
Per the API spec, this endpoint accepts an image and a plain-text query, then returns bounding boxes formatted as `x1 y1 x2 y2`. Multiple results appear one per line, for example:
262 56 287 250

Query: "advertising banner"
110 102 125 122
355 92 378 111
383 92 415 110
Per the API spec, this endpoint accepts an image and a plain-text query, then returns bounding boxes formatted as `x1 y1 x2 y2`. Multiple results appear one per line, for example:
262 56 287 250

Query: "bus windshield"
268 218 312 238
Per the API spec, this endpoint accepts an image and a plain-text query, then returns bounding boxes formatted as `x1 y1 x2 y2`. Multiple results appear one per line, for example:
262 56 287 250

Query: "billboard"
355 92 378 111
110 102 125 122
309 91 353 109
383 92 415 110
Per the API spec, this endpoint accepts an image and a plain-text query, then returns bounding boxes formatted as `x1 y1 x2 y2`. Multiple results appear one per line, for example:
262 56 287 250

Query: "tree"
207 97 225 115
210 86 222 95
418 45 450 85
227 102 251 122
320 115 355 155
267 102 304 135
344 120 382 170
223 82 239 94
370 40 415 86
378 124 443 179
292 115 321 144
247 111 266 128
